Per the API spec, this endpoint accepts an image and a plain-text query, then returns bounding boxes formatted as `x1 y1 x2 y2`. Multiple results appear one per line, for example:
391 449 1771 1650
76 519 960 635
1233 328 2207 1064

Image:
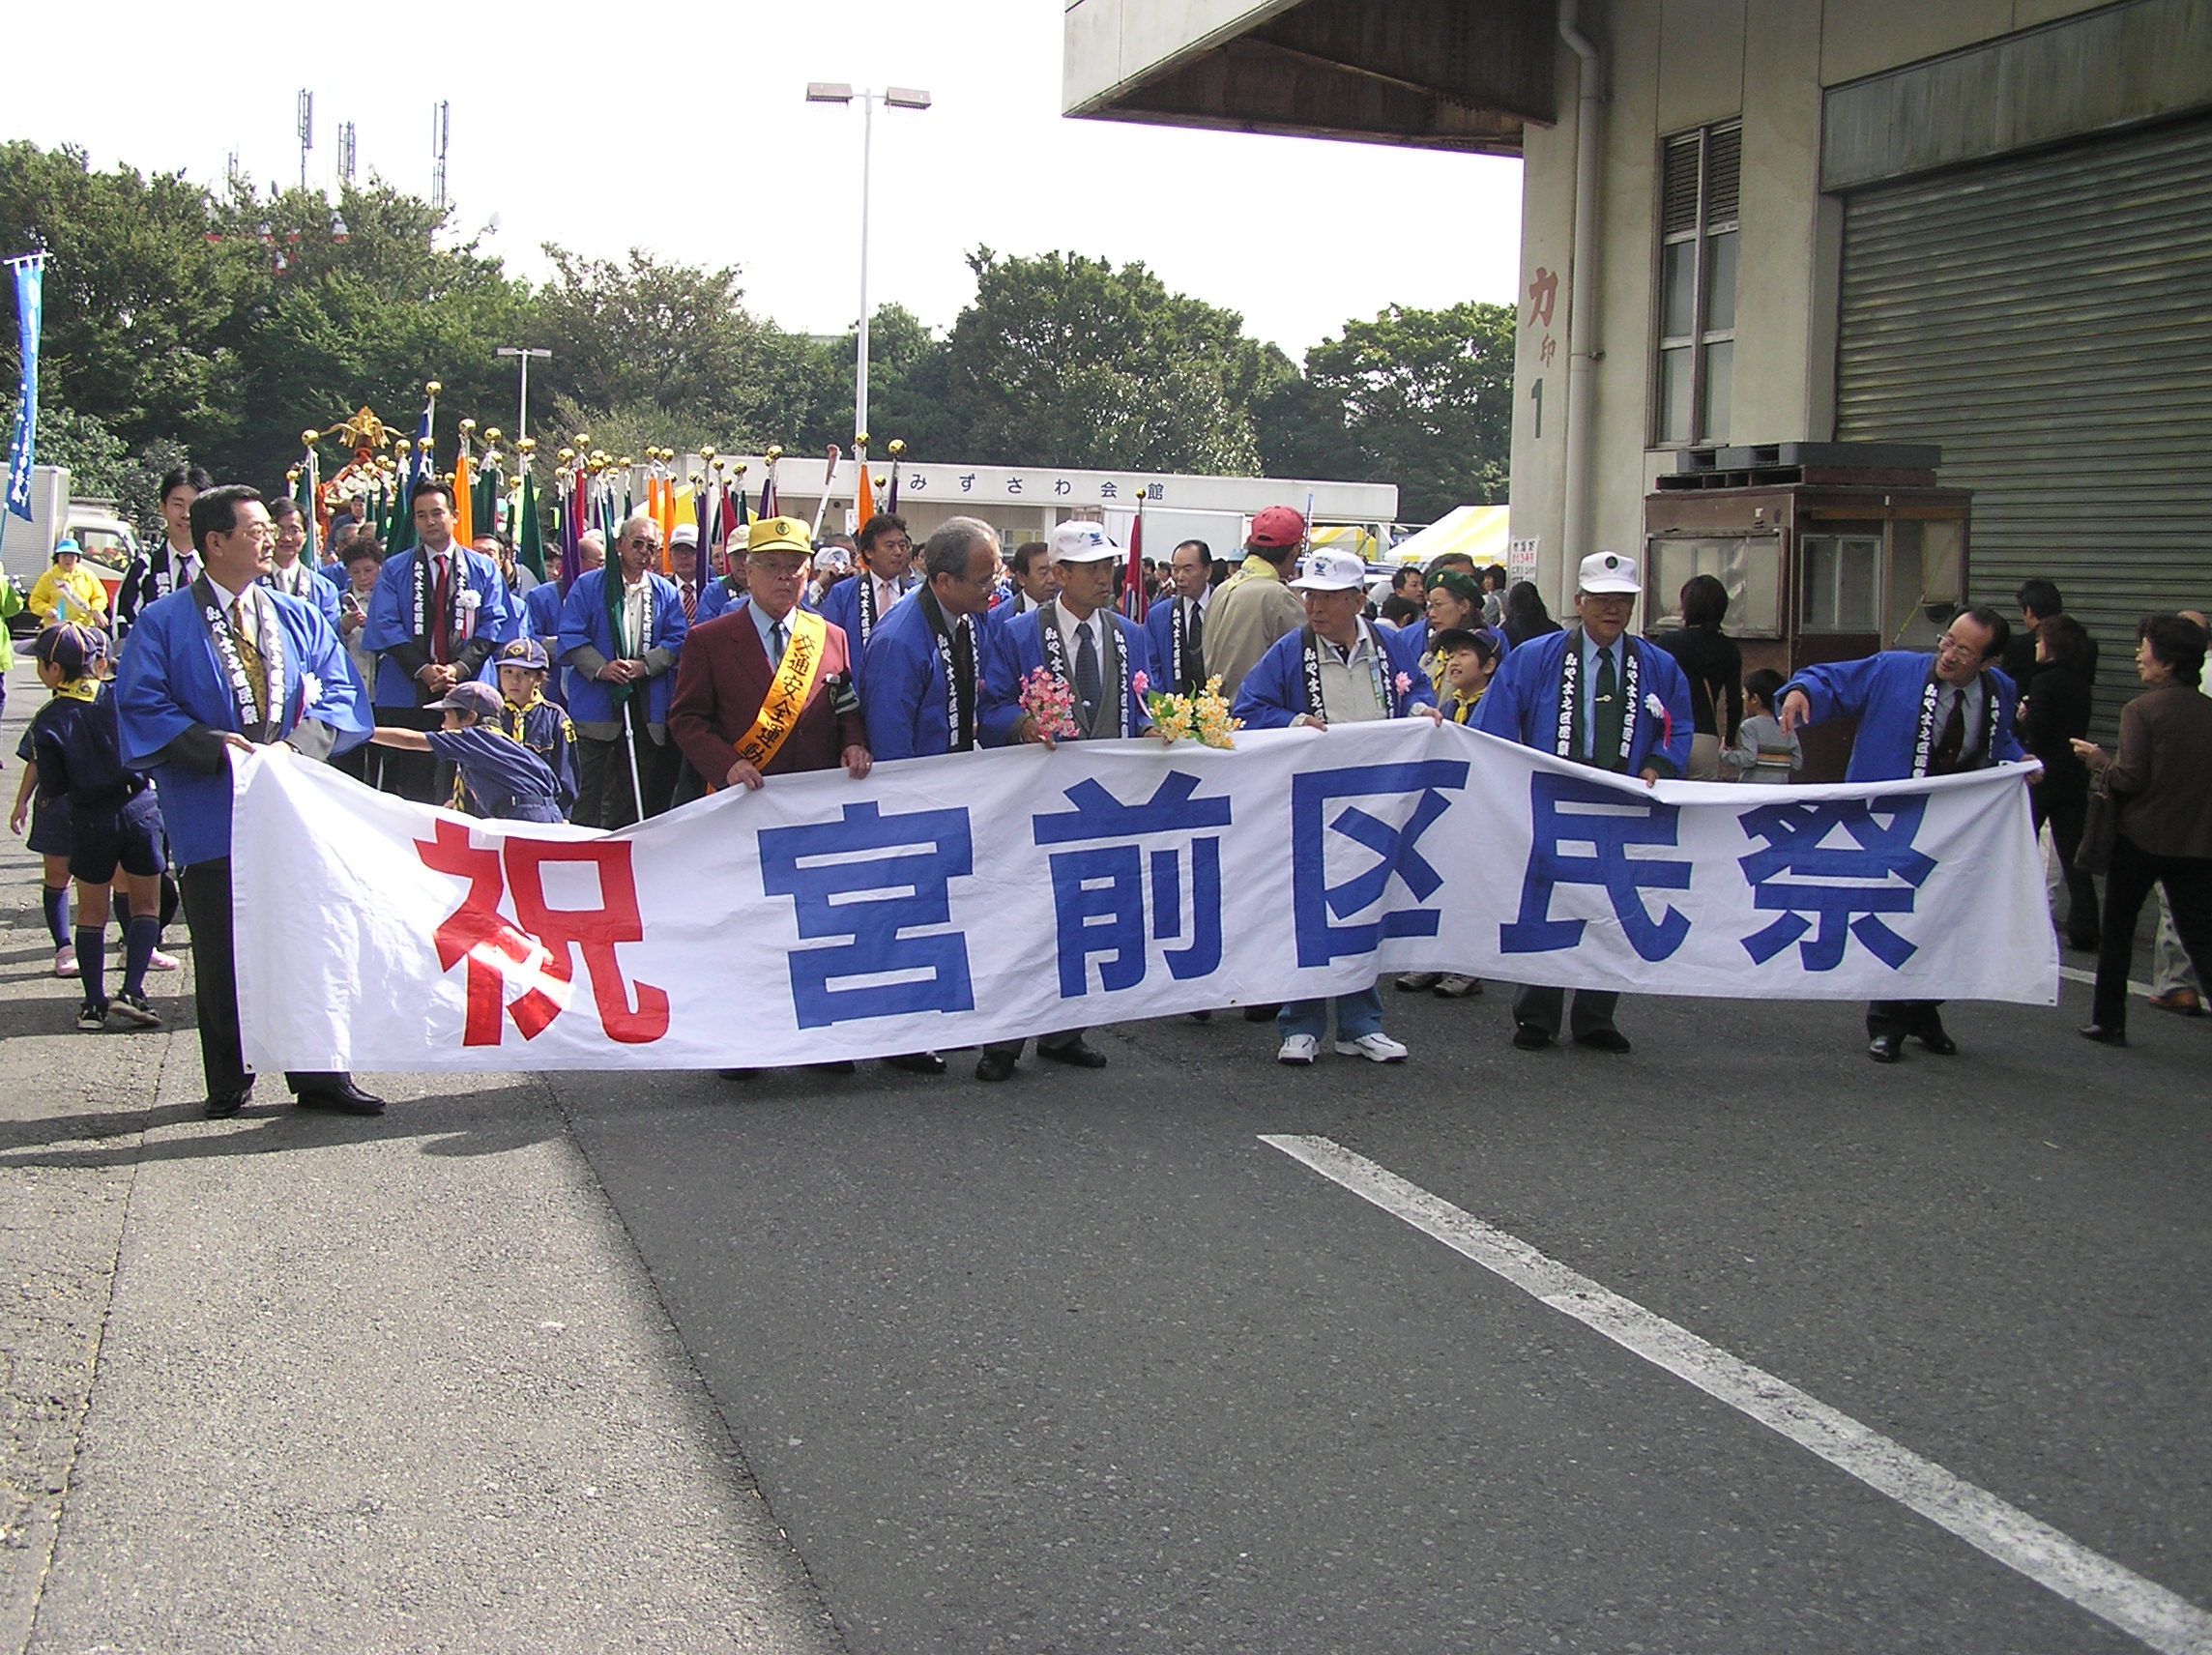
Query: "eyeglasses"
1935 638 1983 660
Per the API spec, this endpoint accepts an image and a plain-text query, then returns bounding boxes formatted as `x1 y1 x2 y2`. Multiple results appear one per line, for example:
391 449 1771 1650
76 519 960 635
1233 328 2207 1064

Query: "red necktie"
683 581 697 623
431 554 451 663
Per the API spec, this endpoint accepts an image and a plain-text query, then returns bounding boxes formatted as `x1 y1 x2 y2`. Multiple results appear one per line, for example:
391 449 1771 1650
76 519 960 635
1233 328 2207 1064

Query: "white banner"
233 725 2056 1073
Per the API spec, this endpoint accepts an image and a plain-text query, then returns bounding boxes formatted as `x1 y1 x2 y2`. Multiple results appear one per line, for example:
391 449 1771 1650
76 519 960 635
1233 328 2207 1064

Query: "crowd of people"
10 460 2209 1118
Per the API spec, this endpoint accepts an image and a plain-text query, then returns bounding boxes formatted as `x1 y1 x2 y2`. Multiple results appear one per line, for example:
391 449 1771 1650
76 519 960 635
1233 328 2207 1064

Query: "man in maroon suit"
668 515 872 800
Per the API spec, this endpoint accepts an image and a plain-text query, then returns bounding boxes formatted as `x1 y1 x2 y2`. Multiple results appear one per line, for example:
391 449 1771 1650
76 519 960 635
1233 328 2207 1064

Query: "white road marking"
1261 1133 2212 1655
2058 963 2157 999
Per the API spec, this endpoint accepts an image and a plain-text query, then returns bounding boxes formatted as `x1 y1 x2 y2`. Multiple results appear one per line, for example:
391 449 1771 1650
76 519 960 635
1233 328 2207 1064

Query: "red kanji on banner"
414 820 669 1047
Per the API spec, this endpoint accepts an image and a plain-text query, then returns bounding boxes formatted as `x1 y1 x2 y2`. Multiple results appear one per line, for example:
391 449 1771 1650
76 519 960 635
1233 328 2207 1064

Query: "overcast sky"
11 0 1523 361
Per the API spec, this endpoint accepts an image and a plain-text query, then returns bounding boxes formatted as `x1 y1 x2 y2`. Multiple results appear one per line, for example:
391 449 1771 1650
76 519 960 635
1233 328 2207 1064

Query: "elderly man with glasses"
557 511 689 827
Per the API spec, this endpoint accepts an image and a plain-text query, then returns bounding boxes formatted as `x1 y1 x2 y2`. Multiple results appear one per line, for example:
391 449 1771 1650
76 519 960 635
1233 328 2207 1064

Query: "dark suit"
666 606 865 798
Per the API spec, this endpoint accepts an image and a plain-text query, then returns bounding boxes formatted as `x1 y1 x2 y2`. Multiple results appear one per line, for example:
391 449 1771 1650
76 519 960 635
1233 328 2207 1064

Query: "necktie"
770 618 787 662
1591 645 1623 769
1930 687 1966 774
431 555 451 663
1074 621 1102 730
231 596 269 724
951 619 976 750
683 581 697 623
1186 600 1206 687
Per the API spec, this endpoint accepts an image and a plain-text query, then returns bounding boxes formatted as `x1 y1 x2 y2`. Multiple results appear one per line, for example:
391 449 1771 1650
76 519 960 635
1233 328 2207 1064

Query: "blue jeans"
1277 985 1384 1043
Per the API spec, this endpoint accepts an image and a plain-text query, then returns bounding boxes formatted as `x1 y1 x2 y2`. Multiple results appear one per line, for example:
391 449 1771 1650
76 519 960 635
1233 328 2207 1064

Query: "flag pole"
809 444 841 541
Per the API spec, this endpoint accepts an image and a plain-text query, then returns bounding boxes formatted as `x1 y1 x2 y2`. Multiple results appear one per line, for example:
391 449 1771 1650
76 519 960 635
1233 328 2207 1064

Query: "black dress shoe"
1037 1037 1107 1069
294 1080 385 1116
884 1051 946 1075
1574 1028 1633 1054
204 1089 253 1119
2077 1024 2128 1047
1913 1028 1958 1057
975 1050 1018 1082
1512 1022 1554 1051
1868 1033 1905 1063
1187 1009 1212 1024
809 1060 857 1075
2066 934 2101 954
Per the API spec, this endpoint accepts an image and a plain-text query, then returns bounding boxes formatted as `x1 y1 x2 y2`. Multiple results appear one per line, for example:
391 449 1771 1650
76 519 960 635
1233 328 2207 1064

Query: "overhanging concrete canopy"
1063 0 1556 156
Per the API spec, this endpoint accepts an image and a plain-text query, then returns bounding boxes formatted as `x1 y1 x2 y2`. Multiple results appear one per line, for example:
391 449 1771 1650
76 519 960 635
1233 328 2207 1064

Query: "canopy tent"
1384 504 1510 567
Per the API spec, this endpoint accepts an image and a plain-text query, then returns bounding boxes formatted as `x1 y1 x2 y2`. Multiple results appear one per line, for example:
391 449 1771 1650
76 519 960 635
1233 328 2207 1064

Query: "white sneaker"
1334 1031 1410 1063
147 947 182 973
1276 1033 1320 1065
53 944 76 978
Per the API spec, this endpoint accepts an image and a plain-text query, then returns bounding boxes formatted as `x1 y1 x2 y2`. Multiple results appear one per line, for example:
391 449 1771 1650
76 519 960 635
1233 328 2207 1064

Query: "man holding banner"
1779 605 2027 1063
667 515 869 801
1234 546 1440 1065
1477 551 1695 1054
114 484 378 1118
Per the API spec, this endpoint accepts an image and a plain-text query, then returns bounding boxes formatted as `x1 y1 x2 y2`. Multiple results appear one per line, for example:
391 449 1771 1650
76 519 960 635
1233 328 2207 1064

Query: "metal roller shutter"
1835 113 2212 739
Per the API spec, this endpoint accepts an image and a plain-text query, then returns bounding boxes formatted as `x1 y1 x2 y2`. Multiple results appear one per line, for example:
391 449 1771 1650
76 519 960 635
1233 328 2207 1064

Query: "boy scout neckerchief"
192 575 287 742
1299 622 1393 722
920 586 977 753
49 677 99 704
1912 667 1998 777
1037 601 1133 739
732 606 830 770
1557 627 1640 772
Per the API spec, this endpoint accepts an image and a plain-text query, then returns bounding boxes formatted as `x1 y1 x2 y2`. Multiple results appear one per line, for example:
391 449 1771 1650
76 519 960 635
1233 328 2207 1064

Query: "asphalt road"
552 982 2212 1654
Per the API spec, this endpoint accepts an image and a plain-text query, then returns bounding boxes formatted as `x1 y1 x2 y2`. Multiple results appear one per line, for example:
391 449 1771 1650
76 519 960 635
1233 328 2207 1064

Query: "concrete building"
1066 0 2212 714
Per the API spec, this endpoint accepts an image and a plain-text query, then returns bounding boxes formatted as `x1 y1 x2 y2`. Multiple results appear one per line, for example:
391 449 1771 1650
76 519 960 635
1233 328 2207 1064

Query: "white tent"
1384 505 1510 567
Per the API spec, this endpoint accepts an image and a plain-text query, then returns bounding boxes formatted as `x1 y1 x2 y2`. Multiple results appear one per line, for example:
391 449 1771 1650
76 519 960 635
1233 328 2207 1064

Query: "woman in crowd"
2071 614 2212 1046
1501 581 1559 648
1653 573 1743 780
1419 571 1485 691
2019 613 2100 951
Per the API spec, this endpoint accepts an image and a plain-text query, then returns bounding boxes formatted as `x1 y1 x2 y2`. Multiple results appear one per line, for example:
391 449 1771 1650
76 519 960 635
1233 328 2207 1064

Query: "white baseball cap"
1577 550 1641 595
669 523 699 548
1287 548 1368 593
1050 520 1121 565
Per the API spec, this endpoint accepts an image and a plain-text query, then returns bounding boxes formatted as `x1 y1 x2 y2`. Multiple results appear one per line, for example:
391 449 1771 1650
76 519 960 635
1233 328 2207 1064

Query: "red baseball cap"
1247 506 1307 549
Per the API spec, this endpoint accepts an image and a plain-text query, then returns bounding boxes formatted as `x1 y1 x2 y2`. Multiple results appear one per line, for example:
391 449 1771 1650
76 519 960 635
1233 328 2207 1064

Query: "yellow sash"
733 607 830 771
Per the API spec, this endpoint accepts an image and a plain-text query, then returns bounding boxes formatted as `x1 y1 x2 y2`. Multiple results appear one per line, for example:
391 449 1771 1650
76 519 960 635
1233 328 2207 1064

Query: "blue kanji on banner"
1032 772 1233 997
1736 796 1935 971
759 801 976 1028
1501 772 1693 962
1291 759 1470 968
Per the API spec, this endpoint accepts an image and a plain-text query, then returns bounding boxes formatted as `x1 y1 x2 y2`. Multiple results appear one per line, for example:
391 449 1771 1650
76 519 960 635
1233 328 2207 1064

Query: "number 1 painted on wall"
1530 378 1545 439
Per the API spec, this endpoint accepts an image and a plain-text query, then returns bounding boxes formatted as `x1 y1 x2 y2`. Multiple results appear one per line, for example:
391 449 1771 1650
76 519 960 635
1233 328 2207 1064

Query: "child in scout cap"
493 637 580 818
1432 626 1503 725
367 680 568 824
12 624 167 1031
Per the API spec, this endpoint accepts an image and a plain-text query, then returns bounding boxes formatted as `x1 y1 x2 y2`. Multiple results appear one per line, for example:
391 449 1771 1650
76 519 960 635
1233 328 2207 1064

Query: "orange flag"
856 448 877 528
452 449 475 545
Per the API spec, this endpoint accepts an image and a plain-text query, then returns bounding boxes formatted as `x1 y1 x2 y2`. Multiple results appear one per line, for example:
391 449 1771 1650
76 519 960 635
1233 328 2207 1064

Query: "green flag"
517 469 543 580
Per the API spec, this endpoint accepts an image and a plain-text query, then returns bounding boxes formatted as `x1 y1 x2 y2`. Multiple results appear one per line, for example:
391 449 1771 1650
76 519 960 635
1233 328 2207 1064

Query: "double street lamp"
495 345 551 444
805 81 932 448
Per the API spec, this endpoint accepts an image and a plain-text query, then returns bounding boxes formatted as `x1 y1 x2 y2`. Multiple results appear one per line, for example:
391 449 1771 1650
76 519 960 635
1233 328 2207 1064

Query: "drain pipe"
1557 0 1605 588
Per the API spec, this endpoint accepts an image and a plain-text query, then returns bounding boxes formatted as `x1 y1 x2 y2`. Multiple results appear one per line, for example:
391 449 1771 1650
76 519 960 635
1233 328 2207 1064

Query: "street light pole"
806 82 931 451
496 346 551 444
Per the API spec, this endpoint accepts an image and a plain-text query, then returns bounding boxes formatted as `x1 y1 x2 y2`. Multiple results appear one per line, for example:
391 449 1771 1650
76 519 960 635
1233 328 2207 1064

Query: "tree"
1284 302 1514 523
942 249 1291 474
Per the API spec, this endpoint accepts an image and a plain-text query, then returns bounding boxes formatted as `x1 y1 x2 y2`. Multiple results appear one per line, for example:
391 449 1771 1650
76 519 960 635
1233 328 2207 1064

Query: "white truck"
3 464 137 630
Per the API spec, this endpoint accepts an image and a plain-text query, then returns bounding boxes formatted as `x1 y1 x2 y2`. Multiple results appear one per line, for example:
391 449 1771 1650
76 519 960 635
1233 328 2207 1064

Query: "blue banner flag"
5 253 45 522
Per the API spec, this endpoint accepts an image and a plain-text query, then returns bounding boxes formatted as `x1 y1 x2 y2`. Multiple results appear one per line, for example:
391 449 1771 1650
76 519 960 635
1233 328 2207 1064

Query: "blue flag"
5 253 45 523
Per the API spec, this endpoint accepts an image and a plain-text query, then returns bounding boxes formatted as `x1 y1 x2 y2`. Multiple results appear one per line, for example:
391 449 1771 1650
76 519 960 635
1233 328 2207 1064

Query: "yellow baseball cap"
747 516 812 558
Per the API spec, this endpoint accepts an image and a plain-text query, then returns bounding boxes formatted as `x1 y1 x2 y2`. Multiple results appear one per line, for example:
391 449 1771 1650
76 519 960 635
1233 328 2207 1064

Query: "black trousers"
1867 999 1948 1041
178 858 353 1102
2033 788 2102 945
1513 984 1619 1038
574 703 675 828
2093 837 2212 1031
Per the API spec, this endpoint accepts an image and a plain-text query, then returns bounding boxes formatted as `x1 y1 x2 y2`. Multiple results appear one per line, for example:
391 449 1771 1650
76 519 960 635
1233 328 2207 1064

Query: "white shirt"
1054 602 1109 673
1311 627 1387 727
618 573 654 656
267 558 315 596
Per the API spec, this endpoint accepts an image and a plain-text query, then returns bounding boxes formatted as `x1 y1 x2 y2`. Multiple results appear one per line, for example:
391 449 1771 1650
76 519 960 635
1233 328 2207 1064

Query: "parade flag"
452 446 475 544
293 461 319 566
856 450 877 528
516 469 543 580
694 476 713 572
1122 487 1149 623
5 252 47 527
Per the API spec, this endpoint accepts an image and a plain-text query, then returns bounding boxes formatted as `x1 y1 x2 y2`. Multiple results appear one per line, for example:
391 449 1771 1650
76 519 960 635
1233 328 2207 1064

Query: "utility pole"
430 101 450 214
337 121 357 188
297 90 313 191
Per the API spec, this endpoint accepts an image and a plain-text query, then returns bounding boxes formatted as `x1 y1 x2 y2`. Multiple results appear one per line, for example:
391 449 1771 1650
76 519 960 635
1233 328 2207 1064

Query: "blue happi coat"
1782 651 2024 783
360 544 521 708
980 604 1154 746
115 586 372 866
1476 627 1695 777
819 570 916 687
557 568 689 727
862 589 987 762
1232 623 1437 729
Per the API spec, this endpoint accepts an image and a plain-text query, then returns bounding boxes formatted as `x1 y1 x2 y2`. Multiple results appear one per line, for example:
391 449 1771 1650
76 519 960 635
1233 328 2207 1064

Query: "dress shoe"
1574 1028 1633 1054
1187 1009 1213 1024
1868 1033 1905 1063
975 1050 1018 1082
2077 1023 2128 1047
884 1051 946 1075
204 1088 254 1119
1913 1027 1958 1057
1512 1022 1554 1051
1037 1037 1108 1069
2148 988 2203 1017
293 1080 385 1116
809 1060 857 1075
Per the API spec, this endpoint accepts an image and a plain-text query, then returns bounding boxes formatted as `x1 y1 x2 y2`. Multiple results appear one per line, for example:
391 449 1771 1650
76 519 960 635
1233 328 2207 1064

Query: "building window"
1654 122 1739 448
